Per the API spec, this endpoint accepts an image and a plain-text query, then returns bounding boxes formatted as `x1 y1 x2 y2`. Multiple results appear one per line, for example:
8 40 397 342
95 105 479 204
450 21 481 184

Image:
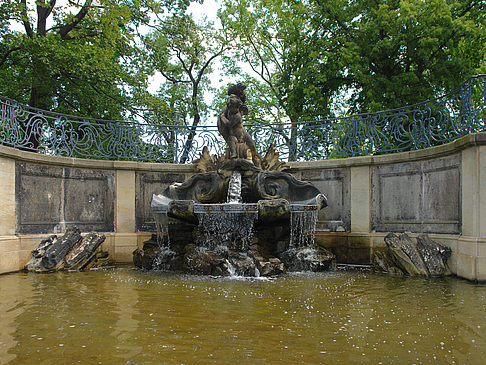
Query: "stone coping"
0 131 484 171
288 132 486 170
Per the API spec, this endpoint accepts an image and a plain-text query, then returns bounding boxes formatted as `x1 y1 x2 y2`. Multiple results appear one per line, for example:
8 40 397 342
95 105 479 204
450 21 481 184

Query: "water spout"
227 170 242 203
289 207 318 248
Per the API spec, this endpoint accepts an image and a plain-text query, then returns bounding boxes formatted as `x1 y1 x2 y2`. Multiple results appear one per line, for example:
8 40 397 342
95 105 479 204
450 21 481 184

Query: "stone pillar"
459 142 486 281
114 169 137 262
480 145 486 281
349 165 372 263
350 165 371 233
0 157 15 236
0 157 19 273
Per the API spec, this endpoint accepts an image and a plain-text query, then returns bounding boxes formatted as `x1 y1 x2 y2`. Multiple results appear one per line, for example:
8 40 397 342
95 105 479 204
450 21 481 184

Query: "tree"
0 0 191 150
340 0 486 113
219 0 486 159
219 0 349 159
144 14 231 162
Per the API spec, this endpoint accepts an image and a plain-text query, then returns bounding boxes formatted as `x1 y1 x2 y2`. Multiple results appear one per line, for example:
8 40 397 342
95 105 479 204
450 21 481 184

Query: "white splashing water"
227 170 242 203
196 170 258 251
196 211 258 251
154 212 170 249
289 209 319 248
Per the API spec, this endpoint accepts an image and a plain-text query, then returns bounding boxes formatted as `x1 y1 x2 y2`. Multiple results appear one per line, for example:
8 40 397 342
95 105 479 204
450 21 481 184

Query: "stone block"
0 157 15 236
457 237 478 256
351 166 370 233
345 247 371 264
480 146 486 237
0 237 20 253
18 249 33 268
461 147 478 236
476 256 486 282
116 170 135 233
101 235 115 259
348 234 372 248
0 251 19 274
114 234 138 263
455 253 477 281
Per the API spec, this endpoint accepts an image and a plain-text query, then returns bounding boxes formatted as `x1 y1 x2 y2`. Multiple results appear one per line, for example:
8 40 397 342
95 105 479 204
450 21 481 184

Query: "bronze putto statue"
217 82 262 168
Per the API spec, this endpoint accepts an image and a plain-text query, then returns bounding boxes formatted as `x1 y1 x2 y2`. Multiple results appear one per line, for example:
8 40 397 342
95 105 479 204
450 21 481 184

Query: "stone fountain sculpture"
133 83 334 276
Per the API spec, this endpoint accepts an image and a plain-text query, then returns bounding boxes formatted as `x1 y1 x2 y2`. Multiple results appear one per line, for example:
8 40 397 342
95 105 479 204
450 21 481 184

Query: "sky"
147 0 223 95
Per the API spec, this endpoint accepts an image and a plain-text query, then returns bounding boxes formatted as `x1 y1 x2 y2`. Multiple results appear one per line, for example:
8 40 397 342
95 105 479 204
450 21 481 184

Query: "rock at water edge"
40 226 83 271
416 234 451 276
279 245 335 272
384 233 429 276
24 235 57 272
64 233 106 270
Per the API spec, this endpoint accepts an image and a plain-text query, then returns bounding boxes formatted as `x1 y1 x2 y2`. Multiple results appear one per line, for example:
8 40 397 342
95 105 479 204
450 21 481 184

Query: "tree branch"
36 0 57 36
20 0 34 38
59 0 93 40
0 46 22 67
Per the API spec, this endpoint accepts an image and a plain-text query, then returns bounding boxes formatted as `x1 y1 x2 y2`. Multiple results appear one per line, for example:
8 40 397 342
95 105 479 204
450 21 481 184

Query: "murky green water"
1 268 486 364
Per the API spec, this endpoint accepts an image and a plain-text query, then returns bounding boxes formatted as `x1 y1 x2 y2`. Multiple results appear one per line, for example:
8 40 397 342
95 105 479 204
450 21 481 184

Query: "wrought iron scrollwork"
1 75 485 162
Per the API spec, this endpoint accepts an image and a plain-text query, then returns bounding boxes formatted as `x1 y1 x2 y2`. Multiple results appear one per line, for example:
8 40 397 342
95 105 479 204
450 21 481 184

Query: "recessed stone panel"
371 154 461 233
18 174 63 226
423 168 460 222
64 178 107 223
16 162 115 234
135 172 186 231
380 173 421 222
304 168 350 231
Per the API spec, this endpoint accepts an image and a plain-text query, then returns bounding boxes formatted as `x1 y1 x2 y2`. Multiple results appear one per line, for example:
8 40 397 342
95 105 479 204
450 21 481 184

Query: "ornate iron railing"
1 75 485 162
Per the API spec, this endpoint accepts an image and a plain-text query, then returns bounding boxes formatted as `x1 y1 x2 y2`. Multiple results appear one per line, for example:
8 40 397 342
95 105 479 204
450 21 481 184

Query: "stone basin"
151 193 327 225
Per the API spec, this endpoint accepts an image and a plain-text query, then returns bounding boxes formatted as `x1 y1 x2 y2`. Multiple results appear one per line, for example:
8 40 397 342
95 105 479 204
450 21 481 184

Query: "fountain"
133 83 334 276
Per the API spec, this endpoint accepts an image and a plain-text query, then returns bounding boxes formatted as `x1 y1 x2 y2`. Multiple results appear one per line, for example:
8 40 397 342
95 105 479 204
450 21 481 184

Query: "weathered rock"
41 226 83 271
251 253 285 276
132 248 145 269
279 245 335 272
24 235 57 272
227 251 258 276
64 232 106 270
152 247 178 271
133 246 162 270
372 250 404 276
25 227 109 272
83 249 113 270
183 244 228 275
384 233 429 276
376 233 451 277
416 234 451 276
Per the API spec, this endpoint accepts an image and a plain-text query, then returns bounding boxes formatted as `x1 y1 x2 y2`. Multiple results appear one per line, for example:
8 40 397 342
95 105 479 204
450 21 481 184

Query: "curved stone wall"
0 132 485 281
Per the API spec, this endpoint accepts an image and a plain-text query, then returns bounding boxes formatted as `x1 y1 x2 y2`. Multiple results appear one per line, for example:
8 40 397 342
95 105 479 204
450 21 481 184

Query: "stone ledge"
287 132 486 170
0 144 196 173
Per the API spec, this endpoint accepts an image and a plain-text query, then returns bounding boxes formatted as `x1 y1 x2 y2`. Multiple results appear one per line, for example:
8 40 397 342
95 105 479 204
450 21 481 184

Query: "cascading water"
227 170 242 203
196 210 258 251
154 212 170 248
195 170 258 251
289 207 319 248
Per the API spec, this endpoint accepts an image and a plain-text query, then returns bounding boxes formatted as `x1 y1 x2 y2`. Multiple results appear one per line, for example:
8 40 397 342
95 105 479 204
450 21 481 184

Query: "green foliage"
0 0 190 120
220 0 486 119
342 0 486 112
142 13 231 161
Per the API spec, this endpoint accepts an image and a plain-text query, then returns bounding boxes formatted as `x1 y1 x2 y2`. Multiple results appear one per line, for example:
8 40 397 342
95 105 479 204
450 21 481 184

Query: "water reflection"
0 269 485 364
